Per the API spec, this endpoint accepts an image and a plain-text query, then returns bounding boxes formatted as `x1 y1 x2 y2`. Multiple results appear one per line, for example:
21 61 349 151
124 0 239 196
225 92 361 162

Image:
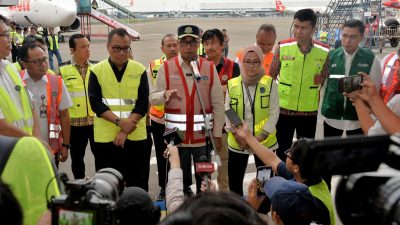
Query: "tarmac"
47 16 397 223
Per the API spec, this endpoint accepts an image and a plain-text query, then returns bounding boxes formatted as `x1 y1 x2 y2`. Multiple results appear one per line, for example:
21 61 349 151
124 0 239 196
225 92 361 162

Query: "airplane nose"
55 0 78 26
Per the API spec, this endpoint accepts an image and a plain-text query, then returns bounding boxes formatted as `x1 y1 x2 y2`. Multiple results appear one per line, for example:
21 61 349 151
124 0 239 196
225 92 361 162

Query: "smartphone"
256 166 273 195
225 108 243 127
338 75 363 93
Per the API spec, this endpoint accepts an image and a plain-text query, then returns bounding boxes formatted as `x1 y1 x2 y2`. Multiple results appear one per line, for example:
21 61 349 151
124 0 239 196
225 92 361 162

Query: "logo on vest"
221 74 228 81
331 64 337 68
170 75 180 80
282 55 295 60
52 91 57 97
358 63 369 68
201 76 208 81
260 87 266 93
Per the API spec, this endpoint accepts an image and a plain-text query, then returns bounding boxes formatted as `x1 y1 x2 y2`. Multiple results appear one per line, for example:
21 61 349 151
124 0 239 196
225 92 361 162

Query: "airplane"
275 0 330 14
0 0 80 31
383 0 400 9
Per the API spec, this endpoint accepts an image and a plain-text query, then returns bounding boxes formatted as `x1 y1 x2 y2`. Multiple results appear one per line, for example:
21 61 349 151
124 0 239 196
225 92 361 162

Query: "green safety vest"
1 136 61 225
322 47 374 120
91 59 147 142
0 64 34 134
227 76 278 151
197 42 205 57
309 180 336 225
278 39 329 111
60 62 95 118
47 35 59 51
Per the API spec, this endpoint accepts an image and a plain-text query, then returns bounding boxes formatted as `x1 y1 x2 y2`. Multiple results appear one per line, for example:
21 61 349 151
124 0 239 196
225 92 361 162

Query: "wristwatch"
115 117 121 126
62 143 71 149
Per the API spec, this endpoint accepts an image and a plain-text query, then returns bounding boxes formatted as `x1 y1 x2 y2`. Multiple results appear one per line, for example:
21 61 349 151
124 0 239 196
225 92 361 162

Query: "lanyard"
244 85 255 115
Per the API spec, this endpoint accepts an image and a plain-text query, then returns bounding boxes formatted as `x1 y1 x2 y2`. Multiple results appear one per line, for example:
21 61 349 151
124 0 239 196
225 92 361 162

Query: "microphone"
195 155 215 191
163 127 183 146
190 60 202 81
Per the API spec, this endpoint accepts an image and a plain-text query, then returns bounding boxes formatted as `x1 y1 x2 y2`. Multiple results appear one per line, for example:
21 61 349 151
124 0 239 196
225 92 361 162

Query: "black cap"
177 25 200 39
15 26 22 30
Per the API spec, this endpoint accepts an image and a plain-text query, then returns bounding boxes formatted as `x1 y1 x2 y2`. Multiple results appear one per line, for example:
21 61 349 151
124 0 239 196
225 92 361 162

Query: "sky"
110 0 332 12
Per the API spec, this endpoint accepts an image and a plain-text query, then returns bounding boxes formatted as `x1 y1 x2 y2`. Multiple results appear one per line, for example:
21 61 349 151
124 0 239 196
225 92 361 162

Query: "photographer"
345 73 400 135
232 124 335 225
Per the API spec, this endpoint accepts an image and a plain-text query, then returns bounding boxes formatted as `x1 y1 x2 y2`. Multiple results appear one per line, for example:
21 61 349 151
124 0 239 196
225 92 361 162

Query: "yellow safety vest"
47 35 59 51
278 39 329 111
309 180 336 225
0 64 34 134
149 58 165 119
227 76 277 151
1 136 61 225
91 59 147 142
60 63 95 118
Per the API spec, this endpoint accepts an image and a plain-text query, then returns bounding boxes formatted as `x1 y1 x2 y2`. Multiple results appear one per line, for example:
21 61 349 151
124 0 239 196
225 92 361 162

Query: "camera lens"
90 168 124 201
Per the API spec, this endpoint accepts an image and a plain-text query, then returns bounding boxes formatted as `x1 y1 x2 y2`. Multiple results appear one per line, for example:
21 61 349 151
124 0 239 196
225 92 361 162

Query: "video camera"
295 134 400 225
49 168 124 225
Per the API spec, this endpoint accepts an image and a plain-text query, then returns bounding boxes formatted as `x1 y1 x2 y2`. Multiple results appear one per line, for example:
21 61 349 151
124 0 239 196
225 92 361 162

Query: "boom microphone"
190 60 202 81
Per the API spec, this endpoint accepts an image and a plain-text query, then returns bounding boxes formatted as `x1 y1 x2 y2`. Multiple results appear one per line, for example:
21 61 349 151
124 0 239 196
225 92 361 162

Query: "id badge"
40 105 47 118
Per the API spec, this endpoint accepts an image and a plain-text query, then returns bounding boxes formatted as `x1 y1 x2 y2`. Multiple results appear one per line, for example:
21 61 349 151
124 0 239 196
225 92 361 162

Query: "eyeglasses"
0 32 11 39
284 149 294 161
24 57 48 66
111 46 131 53
179 40 198 47
244 60 261 67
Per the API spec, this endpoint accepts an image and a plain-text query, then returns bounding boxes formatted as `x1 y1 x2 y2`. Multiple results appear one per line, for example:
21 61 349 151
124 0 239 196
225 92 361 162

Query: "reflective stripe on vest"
381 53 400 104
60 63 95 118
227 76 277 152
309 180 336 225
278 39 329 111
164 56 214 144
47 35 59 51
46 74 63 154
149 58 166 118
91 59 147 142
0 65 34 134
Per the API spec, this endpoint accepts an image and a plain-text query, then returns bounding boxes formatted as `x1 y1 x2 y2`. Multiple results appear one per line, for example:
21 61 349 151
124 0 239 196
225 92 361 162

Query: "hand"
58 146 68 162
118 118 136 134
255 135 265 143
231 123 251 146
246 178 266 211
343 73 379 106
201 179 217 192
164 89 181 102
166 145 180 168
113 131 128 148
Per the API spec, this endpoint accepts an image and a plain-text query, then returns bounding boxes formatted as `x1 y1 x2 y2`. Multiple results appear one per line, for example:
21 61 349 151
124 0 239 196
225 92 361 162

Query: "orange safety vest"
235 49 273 76
218 57 235 86
149 58 166 119
20 71 63 154
381 52 400 104
164 57 214 144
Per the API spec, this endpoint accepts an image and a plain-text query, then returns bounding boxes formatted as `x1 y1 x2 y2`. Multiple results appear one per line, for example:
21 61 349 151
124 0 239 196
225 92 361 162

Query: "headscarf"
240 45 265 86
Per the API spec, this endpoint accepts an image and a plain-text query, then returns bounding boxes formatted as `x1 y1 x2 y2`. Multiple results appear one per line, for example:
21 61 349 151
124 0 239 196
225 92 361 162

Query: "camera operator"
0 180 23 225
255 176 318 225
345 73 400 135
164 144 185 213
232 124 335 225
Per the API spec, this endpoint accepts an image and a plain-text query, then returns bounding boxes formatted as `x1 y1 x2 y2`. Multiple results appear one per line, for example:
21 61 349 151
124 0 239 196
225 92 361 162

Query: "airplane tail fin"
275 0 286 13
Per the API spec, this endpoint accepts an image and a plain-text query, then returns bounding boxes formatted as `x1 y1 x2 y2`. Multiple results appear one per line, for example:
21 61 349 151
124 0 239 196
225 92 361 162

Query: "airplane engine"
60 17 80 32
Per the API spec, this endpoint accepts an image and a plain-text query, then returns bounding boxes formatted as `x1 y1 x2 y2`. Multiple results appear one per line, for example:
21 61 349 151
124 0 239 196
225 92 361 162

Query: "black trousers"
179 146 208 193
322 121 364 190
150 120 168 189
228 150 264 196
276 113 317 161
95 139 148 189
70 125 95 179
144 127 153 191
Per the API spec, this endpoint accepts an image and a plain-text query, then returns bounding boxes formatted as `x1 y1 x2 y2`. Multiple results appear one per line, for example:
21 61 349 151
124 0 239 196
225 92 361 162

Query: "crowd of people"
1 7 400 225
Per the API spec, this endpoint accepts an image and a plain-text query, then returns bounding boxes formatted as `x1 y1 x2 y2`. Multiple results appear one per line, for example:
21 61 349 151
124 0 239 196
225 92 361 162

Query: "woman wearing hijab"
225 45 279 196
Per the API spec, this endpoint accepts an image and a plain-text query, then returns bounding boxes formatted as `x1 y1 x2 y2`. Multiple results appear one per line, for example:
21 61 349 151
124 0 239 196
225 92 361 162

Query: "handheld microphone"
195 156 215 191
163 127 183 146
190 60 202 81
